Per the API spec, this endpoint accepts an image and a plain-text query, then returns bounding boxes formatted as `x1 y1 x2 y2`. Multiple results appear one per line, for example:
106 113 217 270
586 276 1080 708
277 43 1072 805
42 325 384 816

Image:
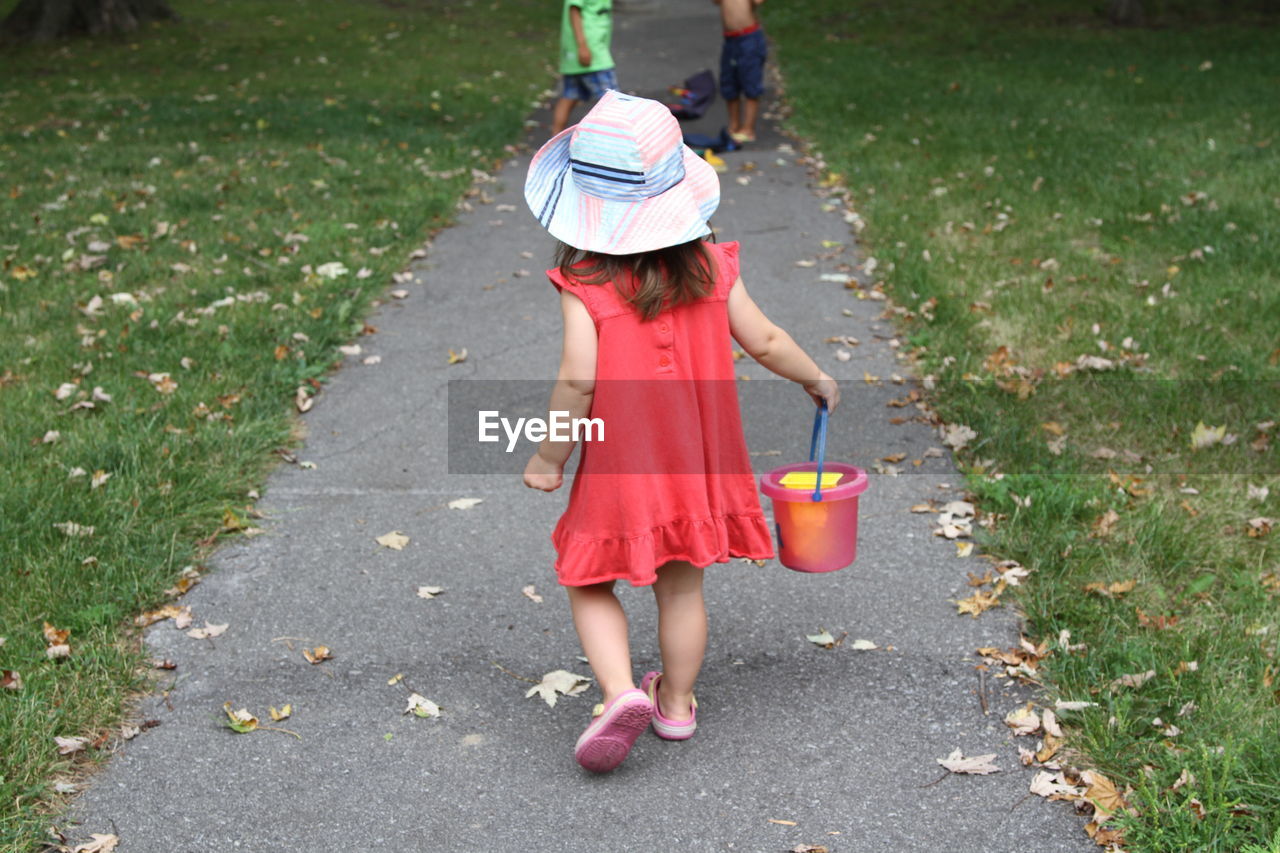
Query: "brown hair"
554 237 718 322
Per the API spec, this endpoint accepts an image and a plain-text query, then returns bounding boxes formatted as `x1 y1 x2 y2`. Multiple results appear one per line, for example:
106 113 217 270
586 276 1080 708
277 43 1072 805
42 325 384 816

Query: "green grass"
0 1 554 848
770 2 1279 850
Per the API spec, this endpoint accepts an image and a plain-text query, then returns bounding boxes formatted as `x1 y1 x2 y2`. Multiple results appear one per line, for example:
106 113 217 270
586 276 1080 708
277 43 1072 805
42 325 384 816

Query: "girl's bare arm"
525 289 597 490
727 278 839 410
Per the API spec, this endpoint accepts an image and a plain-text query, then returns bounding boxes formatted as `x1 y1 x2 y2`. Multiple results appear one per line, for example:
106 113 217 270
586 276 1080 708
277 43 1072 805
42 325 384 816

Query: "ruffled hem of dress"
552 513 775 587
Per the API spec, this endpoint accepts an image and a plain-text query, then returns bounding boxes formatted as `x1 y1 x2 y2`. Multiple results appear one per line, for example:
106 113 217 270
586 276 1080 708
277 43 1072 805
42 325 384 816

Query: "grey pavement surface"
66 3 1093 851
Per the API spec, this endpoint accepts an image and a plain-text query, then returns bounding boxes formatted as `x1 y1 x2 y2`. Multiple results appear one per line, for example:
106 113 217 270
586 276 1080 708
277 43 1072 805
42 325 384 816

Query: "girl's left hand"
523 452 563 492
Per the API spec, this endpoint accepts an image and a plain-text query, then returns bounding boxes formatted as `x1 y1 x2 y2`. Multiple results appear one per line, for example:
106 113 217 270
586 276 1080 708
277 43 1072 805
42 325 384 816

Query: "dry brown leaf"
416 586 444 600
1035 733 1063 763
1 670 20 690
55 735 89 755
1082 769 1128 818
768 819 798 826
1109 669 1156 691
1005 704 1041 736
71 834 119 853
955 588 1001 618
269 704 292 721
302 646 333 664
525 670 591 707
522 585 544 603
1084 578 1136 598
1091 509 1120 538
937 748 1001 775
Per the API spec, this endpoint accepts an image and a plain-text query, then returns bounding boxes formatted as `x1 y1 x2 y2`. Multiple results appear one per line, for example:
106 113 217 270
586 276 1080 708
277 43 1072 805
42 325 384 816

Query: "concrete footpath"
66 2 1092 850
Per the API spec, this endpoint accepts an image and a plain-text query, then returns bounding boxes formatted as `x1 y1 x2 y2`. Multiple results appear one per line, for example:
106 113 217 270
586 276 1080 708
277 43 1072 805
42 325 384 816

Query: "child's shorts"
562 69 618 102
720 29 766 100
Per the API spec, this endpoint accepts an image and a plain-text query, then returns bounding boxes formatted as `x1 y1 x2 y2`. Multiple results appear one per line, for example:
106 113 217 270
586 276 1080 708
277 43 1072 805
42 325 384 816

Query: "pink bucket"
758 404 867 573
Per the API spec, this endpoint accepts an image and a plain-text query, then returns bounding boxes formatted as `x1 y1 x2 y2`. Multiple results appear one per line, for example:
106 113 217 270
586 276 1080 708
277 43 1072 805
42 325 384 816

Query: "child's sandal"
641 671 697 740
574 688 652 773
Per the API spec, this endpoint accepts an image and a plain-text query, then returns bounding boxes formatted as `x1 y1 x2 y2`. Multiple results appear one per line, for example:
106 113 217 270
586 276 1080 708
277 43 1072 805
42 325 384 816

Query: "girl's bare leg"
566 581 634 704
651 560 706 720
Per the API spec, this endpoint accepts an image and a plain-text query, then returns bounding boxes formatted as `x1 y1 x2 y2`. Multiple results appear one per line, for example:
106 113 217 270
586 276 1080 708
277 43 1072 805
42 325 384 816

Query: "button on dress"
545 241 774 587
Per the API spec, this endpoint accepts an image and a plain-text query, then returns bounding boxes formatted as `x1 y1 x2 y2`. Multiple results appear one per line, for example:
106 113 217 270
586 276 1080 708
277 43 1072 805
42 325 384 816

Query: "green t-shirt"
560 0 614 75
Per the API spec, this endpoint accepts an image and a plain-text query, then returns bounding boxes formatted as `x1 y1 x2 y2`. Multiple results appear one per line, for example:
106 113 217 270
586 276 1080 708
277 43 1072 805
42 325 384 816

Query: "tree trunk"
1108 0 1146 26
1 0 177 42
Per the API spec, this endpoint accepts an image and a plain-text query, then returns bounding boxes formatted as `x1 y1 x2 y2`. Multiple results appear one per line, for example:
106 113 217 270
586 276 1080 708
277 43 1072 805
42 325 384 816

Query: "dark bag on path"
667 69 716 120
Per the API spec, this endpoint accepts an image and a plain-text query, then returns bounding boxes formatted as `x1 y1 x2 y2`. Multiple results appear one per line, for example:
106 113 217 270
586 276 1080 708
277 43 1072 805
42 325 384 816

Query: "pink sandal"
641 671 697 740
574 688 653 773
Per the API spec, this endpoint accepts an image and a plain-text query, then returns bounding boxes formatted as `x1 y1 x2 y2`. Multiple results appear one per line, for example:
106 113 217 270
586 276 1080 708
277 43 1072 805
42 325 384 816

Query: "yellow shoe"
703 150 728 173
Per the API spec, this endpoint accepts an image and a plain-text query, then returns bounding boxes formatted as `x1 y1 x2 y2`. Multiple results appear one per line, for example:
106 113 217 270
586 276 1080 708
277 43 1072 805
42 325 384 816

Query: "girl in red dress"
522 90 838 773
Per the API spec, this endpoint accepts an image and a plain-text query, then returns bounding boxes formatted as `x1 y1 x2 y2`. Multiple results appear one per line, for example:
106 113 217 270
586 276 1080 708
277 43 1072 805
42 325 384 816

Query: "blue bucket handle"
808 400 828 502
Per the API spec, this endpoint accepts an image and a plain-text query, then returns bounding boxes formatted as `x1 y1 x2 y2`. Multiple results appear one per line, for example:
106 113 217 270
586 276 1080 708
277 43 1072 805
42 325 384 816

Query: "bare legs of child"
551 97 579 137
566 560 706 712
651 560 704 720
726 97 760 143
565 560 705 769
566 580 635 703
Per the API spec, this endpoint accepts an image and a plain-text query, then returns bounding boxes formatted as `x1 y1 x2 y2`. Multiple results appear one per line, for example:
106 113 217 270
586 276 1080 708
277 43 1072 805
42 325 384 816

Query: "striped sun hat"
525 91 720 255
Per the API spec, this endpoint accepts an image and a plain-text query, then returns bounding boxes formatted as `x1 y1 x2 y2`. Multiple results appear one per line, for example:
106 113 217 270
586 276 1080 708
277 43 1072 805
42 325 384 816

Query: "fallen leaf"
1042 708 1063 737
302 646 332 664
1036 734 1063 763
53 521 94 537
522 585 543 603
405 693 442 718
1 670 20 690
1190 422 1227 450
525 670 592 707
43 622 70 645
447 347 468 364
940 423 977 451
1084 578 1136 598
1091 509 1121 538
70 834 119 853
937 748 1000 775
955 588 1001 617
269 704 292 721
956 542 974 558
1005 704 1041 736
376 531 410 550
416 586 445 600
222 703 259 733
806 629 836 649
768 819 798 826
1054 700 1099 712
1247 484 1270 502
1029 770 1086 800
447 497 483 510
1109 669 1156 691
186 622 228 640
55 735 89 755
849 639 878 651
1082 769 1127 818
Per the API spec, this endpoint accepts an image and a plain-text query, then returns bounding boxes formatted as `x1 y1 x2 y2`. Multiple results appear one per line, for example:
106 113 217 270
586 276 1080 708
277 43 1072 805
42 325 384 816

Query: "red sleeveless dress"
546 241 775 587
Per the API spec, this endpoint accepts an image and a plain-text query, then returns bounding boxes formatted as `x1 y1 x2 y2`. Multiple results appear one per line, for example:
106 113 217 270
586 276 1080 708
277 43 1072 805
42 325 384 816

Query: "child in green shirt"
551 0 617 135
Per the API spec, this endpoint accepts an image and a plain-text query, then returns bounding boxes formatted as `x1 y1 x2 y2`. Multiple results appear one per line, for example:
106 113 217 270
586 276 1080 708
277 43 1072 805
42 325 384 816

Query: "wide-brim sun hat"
525 90 720 256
